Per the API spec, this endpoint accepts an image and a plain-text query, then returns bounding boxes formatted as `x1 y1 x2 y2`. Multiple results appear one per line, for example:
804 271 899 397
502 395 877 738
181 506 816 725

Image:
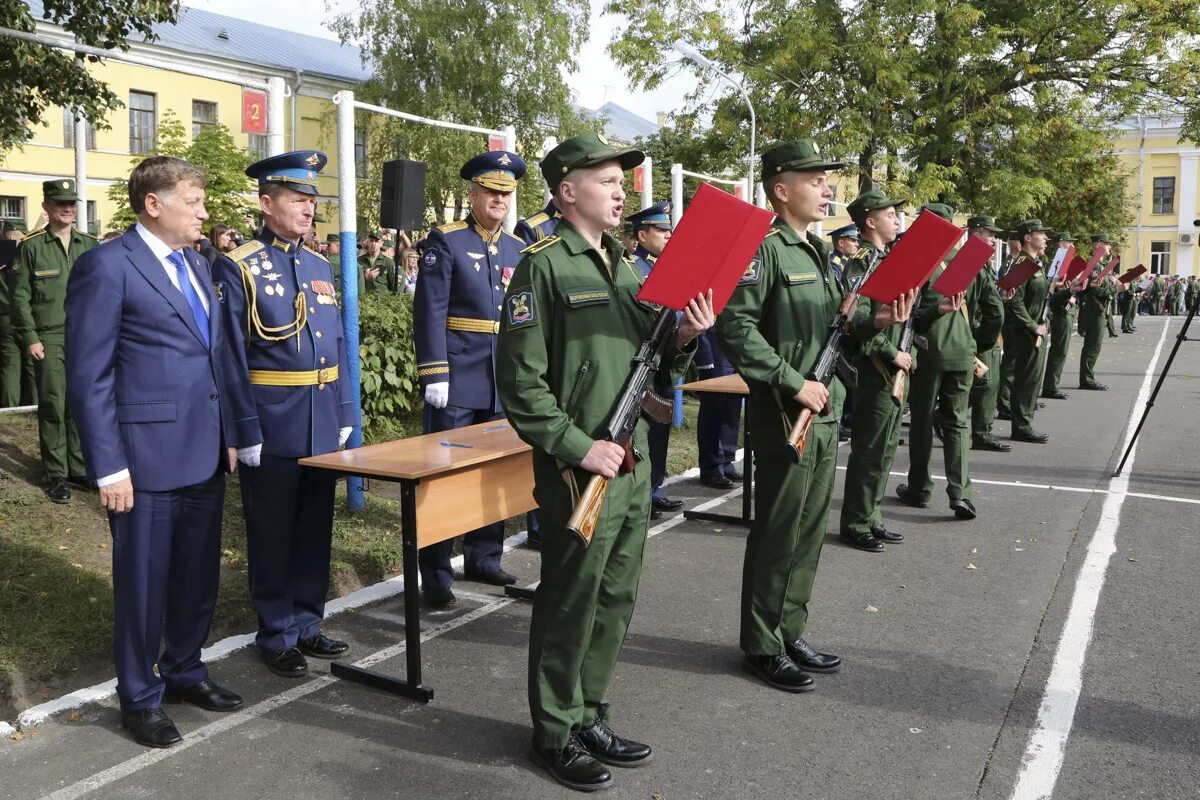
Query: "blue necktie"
167 250 210 348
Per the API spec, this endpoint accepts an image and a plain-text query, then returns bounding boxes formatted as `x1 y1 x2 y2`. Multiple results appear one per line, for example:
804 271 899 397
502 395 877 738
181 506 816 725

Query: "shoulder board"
852 246 871 259
524 212 549 227
436 220 468 233
77 230 99 241
763 229 782 239
228 240 267 264
502 229 525 244
521 234 561 255
20 229 48 242
303 244 329 263
622 255 638 265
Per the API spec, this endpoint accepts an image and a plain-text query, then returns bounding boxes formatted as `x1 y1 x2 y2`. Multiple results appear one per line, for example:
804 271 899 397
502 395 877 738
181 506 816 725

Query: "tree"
105 111 256 235
0 0 179 157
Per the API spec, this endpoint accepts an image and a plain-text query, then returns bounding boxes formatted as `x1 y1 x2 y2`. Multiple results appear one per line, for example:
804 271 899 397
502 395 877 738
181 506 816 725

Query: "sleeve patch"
738 259 761 285
213 282 225 303
506 289 537 328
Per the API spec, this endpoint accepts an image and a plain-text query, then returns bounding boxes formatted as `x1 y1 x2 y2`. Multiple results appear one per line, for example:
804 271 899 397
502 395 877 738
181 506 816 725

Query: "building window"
1150 241 1172 275
247 133 269 160
192 100 217 138
62 109 97 150
129 91 156 154
86 200 98 235
1152 177 1175 215
0 195 25 222
354 128 366 179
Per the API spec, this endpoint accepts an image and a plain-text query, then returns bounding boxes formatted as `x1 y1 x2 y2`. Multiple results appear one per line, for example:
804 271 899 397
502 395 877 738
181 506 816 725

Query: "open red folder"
859 210 962 303
997 257 1042 292
636 182 776 315
932 235 994 297
1063 254 1090 284
1118 265 1147 285
1094 256 1121 282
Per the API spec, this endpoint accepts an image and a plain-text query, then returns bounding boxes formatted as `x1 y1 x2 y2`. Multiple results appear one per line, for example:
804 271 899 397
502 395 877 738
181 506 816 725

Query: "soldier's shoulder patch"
213 281 225 303
436 220 468 234
505 288 537 329
521 234 561 255
738 259 761 286
302 244 329 263
228 240 266 263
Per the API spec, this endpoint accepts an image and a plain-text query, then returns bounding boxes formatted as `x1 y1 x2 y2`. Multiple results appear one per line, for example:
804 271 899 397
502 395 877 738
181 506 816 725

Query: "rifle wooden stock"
567 473 608 547
891 369 908 406
785 407 815 462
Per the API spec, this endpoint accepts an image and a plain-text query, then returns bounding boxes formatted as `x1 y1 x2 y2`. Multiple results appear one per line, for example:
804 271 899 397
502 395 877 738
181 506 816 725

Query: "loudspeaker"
380 159 427 231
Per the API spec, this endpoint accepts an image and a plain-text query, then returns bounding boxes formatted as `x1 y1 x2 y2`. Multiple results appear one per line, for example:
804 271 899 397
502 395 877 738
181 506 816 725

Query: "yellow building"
0 2 368 237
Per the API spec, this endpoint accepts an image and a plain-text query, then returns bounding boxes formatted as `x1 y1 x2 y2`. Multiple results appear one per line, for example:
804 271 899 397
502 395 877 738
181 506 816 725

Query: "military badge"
473 262 481 272
498 153 512 166
306 153 320 166
502 266 514 287
424 251 438 267
739 259 761 285
468 252 485 260
251 265 261 276
507 290 536 328
213 282 225 303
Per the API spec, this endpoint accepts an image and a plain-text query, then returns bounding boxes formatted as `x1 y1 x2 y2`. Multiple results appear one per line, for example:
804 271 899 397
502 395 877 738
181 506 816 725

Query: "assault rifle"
890 292 923 406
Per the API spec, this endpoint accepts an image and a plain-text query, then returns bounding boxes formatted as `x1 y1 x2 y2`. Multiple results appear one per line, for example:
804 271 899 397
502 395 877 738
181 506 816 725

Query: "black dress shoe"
950 498 977 520
895 484 929 508
785 638 842 673
972 437 1012 452
534 734 613 792
700 473 734 490
465 565 518 586
996 408 1012 421
525 533 541 551
651 495 684 512
423 586 457 609
839 531 884 552
45 478 71 504
1036 401 1046 409
723 467 743 482
650 507 662 520
871 524 904 543
743 654 814 693
121 708 183 748
261 646 307 678
838 425 851 442
298 633 350 659
1012 431 1050 443
1041 390 1069 400
68 474 96 490
164 678 244 711
1080 381 1108 391
577 720 653 768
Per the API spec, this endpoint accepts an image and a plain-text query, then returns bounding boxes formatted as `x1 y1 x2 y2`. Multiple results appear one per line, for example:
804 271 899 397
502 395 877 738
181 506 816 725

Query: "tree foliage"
0 0 179 157
105 111 256 235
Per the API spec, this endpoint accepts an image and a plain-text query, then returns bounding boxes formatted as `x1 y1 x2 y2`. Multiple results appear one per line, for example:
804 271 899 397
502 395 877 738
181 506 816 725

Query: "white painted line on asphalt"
33 487 743 799
1009 317 1171 800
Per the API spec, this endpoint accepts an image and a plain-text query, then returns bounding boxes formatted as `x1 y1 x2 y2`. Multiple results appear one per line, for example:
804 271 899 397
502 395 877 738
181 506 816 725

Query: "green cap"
326 234 339 243
1015 219 1051 237
43 178 79 203
1091 233 1111 244
1049 231 1074 243
540 132 644 190
967 215 1004 233
367 229 381 240
759 139 843 182
1 219 27 233
847 189 905 223
920 202 955 221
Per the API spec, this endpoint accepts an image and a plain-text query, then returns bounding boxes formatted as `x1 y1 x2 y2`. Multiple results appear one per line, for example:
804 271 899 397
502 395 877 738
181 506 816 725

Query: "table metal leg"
684 397 754 528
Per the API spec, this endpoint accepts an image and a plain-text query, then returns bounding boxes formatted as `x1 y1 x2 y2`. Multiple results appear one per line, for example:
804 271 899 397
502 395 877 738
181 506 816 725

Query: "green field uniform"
1079 269 1116 385
1106 288 1119 334
1169 280 1183 315
1187 280 1199 313
1148 280 1163 315
1003 254 1049 437
359 252 395 295
329 251 366 300
716 218 874 656
496 220 693 750
1040 287 1075 394
970 262 1006 445
1119 285 1138 332
839 240 905 536
10 224 96 481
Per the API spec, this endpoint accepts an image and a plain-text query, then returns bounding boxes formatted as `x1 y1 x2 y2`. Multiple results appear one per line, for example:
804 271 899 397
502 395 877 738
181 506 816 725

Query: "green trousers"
908 366 972 502
997 340 1016 414
840 367 901 536
1121 296 1137 332
0 316 37 407
1107 296 1119 334
1008 330 1047 437
1079 308 1106 386
528 455 650 750
971 347 1002 445
1041 310 1073 394
32 333 85 482
742 409 838 657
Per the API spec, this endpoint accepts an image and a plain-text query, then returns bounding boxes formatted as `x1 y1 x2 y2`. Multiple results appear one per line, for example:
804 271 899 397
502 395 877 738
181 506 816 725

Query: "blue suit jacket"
65 231 236 492
514 201 562 246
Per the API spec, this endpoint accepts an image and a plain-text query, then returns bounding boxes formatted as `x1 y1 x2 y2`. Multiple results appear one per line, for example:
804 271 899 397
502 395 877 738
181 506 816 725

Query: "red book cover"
932 235 995 297
1046 244 1076 281
1094 256 1121 282
1063 254 1090 284
636 182 776 315
1118 265 1147 285
859 210 963 303
997 257 1042 292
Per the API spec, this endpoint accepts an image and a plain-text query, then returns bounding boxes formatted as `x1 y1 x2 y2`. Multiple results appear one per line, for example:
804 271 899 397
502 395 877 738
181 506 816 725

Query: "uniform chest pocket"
561 287 612 309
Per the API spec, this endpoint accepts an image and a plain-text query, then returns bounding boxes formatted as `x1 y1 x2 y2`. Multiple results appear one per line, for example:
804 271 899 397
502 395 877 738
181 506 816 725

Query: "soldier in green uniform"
1187 276 1199 314
2 220 36 407
327 233 366 299
358 230 394 294
715 140 912 694
1119 275 1140 332
1078 234 1116 390
837 190 910 552
898 204 994 520
1169 276 1184 315
1040 232 1079 400
967 217 1012 452
1004 219 1054 443
995 230 1022 419
1148 276 1164 315
496 133 713 792
10 179 98 501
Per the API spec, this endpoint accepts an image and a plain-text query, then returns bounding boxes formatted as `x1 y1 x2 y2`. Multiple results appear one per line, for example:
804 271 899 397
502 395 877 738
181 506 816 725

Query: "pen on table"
440 441 474 448
482 424 508 432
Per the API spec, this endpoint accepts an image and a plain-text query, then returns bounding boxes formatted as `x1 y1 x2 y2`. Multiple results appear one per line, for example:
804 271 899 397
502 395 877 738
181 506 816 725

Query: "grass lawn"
0 395 710 720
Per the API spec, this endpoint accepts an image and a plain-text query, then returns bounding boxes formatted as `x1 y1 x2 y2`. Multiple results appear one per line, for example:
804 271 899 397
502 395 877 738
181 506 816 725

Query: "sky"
182 0 694 125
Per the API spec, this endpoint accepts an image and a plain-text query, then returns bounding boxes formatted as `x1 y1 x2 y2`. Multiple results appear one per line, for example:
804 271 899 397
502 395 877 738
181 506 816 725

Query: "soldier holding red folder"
1003 219 1056 443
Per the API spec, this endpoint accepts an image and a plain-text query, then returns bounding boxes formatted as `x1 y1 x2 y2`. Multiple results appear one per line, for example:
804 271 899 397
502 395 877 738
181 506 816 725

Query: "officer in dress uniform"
827 223 859 285
214 150 354 678
413 150 529 607
515 198 562 245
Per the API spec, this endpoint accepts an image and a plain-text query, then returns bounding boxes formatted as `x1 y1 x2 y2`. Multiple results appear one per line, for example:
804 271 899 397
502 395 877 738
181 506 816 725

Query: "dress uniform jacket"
514 201 562 246
414 213 525 413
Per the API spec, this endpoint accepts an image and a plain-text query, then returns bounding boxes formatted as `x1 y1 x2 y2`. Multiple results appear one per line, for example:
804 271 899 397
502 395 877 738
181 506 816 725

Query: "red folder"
1118 265 1147 285
1094 256 1121 282
636 182 776 314
1081 249 1103 276
1063 254 1090 284
859 210 962 303
1046 244 1076 281
932 235 995 297
997 257 1042 292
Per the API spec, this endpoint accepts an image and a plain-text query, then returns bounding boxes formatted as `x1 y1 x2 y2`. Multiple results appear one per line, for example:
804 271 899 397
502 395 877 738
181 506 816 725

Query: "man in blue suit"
414 150 529 606
214 151 355 679
66 156 247 748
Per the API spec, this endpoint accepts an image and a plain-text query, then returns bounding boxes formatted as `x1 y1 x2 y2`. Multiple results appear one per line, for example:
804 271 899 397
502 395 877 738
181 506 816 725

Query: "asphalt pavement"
2 315 1197 800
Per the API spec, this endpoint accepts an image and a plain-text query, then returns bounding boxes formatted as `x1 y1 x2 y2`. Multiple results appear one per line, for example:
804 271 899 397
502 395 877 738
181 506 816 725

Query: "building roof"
581 102 661 144
27 0 371 84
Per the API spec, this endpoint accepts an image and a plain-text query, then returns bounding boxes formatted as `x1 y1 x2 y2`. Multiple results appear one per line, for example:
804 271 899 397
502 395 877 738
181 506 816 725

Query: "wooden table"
300 421 536 702
676 373 754 527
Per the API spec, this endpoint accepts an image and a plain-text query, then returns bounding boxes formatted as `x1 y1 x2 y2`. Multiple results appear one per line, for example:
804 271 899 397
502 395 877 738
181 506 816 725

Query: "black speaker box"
380 159 427 230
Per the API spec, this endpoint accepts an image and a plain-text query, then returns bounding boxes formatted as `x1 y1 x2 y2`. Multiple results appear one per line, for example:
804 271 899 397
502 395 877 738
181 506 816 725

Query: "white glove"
338 427 352 447
424 381 449 409
237 443 262 467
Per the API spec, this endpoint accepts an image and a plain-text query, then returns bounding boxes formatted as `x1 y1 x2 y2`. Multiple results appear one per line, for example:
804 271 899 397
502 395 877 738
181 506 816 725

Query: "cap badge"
305 153 320 166
62 181 69 188
498 153 512 166
597 134 610 146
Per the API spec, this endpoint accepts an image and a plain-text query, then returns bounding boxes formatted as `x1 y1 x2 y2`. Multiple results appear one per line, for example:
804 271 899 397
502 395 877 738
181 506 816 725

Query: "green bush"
357 292 422 441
